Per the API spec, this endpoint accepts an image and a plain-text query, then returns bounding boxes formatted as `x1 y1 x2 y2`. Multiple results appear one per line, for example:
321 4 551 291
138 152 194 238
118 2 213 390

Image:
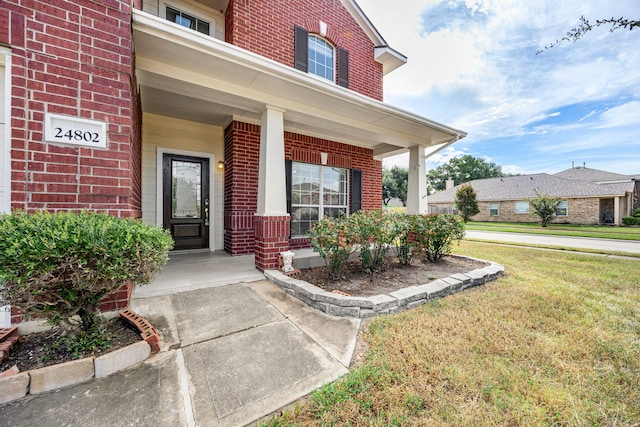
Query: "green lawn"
466 221 640 241
262 241 640 426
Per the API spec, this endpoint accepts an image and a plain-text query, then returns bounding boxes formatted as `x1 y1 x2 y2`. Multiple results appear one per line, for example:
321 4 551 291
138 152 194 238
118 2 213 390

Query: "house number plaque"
45 113 107 149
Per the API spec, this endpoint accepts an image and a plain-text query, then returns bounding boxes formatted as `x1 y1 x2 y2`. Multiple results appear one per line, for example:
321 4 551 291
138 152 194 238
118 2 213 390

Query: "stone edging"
265 255 504 318
0 340 151 405
0 309 160 406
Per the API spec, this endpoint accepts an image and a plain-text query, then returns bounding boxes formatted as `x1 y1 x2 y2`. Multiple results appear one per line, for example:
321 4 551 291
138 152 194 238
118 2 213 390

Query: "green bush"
351 210 395 273
0 211 174 333
308 214 358 280
390 214 419 266
309 212 465 279
622 216 640 226
410 214 465 261
634 208 640 218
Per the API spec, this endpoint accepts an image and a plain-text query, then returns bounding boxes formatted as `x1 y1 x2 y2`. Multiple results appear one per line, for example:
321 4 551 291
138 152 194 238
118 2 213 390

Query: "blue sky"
358 0 640 175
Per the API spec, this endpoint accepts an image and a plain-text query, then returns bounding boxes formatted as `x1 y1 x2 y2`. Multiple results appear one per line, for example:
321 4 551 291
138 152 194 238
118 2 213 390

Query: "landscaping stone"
264 256 505 318
95 341 151 379
0 371 29 404
28 357 95 395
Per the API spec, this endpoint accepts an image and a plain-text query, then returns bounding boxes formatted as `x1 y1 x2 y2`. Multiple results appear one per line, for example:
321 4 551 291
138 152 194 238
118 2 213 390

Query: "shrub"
351 210 395 273
411 214 466 261
528 191 563 227
634 208 640 218
308 214 358 280
622 216 640 226
309 212 465 279
0 211 174 333
390 214 418 266
455 184 480 222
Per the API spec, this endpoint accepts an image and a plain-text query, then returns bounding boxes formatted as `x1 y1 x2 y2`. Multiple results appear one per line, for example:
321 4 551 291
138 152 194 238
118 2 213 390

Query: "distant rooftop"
428 172 636 204
553 166 636 182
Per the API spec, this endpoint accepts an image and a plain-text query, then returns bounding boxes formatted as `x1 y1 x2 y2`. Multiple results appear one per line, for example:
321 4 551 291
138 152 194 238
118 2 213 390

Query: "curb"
265 255 504 318
0 310 158 406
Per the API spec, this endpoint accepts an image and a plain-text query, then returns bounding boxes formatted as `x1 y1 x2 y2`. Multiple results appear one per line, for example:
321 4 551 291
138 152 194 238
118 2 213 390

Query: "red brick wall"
225 0 384 101
2 0 141 217
224 120 382 254
224 121 259 255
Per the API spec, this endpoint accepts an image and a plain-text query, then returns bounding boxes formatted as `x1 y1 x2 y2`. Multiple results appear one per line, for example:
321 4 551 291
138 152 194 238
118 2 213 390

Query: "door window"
171 160 202 219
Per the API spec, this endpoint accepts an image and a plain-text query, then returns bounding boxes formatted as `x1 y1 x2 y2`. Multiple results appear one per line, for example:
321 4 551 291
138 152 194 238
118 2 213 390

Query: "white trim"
0 48 10 214
156 147 215 251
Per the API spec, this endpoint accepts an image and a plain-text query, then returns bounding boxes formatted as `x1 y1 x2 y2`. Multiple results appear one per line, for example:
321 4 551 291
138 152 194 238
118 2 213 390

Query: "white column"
406 145 427 214
614 196 621 226
257 106 288 216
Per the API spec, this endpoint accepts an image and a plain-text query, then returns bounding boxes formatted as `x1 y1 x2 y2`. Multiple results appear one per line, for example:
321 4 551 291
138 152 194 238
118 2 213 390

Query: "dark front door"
163 154 210 250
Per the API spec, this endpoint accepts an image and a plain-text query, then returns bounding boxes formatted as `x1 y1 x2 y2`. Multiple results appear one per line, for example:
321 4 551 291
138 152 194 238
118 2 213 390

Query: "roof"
553 167 636 183
428 173 634 204
132 11 466 160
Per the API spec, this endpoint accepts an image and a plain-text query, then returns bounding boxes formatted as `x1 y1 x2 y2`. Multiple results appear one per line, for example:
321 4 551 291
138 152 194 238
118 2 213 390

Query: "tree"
528 191 563 227
382 166 408 206
427 155 505 194
455 184 480 222
538 16 639 53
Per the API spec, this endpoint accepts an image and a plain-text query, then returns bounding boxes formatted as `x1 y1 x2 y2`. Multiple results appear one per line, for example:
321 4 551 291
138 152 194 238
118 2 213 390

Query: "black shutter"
351 169 362 213
337 47 349 88
285 159 293 215
294 26 308 72
286 160 293 237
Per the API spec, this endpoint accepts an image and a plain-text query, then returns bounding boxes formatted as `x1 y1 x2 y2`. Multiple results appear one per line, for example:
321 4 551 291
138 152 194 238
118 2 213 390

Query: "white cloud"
598 101 640 128
361 0 640 175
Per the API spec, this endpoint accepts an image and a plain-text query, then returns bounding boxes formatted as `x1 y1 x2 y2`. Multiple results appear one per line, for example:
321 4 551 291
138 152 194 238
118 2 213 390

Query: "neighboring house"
0 0 466 274
428 167 639 225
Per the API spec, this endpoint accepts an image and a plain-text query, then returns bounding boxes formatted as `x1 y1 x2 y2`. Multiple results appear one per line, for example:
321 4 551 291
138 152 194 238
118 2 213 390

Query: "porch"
134 248 323 299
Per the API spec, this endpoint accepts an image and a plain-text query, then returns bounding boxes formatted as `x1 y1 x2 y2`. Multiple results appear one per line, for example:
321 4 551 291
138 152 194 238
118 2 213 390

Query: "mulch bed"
0 317 141 373
297 255 488 297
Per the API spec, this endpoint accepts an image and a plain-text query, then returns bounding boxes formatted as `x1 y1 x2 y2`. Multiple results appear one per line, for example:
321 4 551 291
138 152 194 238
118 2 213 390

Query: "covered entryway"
132 10 465 269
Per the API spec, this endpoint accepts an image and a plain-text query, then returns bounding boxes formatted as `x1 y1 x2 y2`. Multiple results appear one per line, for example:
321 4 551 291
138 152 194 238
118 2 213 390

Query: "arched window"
308 35 334 82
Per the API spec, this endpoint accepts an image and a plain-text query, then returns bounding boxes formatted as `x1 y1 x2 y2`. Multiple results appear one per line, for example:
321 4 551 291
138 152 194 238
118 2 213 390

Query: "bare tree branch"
537 16 639 54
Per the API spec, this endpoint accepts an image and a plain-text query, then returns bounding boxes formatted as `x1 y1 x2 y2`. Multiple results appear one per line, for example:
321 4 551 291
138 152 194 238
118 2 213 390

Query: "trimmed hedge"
308 211 465 280
0 211 174 332
622 216 640 226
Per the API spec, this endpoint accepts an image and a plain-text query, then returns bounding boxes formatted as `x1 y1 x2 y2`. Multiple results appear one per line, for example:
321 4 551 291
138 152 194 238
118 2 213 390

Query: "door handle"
204 207 209 220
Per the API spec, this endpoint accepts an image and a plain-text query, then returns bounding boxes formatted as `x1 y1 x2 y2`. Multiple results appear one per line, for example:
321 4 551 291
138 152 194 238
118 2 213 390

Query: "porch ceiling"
132 11 466 159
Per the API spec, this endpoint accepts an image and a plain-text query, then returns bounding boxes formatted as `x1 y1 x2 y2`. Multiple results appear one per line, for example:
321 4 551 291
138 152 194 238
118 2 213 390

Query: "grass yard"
262 241 640 426
466 221 640 241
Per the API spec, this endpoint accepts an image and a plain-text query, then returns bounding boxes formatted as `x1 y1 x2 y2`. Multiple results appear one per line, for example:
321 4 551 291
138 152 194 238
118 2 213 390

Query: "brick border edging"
264 255 505 318
0 310 160 405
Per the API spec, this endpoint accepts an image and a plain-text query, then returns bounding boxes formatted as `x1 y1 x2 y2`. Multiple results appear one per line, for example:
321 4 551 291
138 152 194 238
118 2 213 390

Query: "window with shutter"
294 26 309 72
290 162 350 236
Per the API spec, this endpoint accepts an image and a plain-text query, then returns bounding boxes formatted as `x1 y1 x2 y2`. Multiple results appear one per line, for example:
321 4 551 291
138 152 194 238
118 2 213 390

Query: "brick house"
428 167 639 225
2 0 466 282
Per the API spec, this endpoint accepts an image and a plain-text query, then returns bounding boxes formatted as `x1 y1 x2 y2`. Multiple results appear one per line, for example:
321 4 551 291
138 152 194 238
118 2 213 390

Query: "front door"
163 154 210 250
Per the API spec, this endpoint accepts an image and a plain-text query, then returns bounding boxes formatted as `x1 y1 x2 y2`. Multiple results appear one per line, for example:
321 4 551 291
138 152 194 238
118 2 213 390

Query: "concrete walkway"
465 230 640 254
0 280 360 426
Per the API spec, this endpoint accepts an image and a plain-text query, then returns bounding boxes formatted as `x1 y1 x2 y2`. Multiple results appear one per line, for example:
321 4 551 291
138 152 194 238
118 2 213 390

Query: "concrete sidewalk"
0 281 360 426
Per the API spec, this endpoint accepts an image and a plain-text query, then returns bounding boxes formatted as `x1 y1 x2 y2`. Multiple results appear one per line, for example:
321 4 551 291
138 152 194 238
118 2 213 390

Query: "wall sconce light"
217 160 226 170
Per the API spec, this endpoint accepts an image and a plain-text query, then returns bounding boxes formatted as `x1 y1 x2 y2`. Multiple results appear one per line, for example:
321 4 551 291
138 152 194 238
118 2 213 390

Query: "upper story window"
166 6 210 35
308 35 334 82
294 26 349 88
